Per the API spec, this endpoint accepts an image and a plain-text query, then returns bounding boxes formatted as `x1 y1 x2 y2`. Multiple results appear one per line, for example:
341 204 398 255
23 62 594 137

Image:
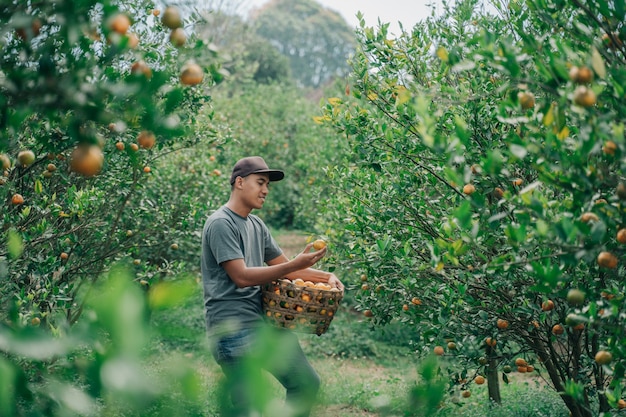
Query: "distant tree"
250 0 356 88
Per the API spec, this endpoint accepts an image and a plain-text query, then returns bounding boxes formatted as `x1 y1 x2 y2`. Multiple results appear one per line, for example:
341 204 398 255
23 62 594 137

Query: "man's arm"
221 243 327 288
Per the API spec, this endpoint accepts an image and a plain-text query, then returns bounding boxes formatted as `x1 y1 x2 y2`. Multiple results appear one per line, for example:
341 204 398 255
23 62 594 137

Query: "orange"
595 350 612 365
137 130 156 149
126 32 139 48
580 212 599 223
485 337 496 347
493 187 504 199
180 62 204 86
143 166 151 173
597 251 618 269
517 366 527 373
461 390 471 398
447 341 457 350
603 140 618 156
517 91 535 109
363 310 374 318
115 142 125 151
60 252 69 261
313 239 327 250
526 365 535 372
541 299 555 311
411 297 422 305
512 178 523 186
131 60 152 79
161 6 182 29
496 319 509 330
0 154 11 169
573 85 597 107
130 143 139 151
70 144 104 177
46 163 56 172
618 399 626 409
433 345 444 356
462 183 475 195
17 150 36 166
108 13 131 35
515 358 527 367
552 324 565 335
402 304 409 311
11 194 25 205
617 228 626 244
170 28 187 47
474 375 485 385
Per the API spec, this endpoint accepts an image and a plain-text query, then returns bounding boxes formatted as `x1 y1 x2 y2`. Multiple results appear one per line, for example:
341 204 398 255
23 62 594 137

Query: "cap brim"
253 169 284 182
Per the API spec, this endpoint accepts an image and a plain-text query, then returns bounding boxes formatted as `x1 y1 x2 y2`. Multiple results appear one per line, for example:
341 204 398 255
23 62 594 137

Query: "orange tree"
0 0 223 327
317 0 626 415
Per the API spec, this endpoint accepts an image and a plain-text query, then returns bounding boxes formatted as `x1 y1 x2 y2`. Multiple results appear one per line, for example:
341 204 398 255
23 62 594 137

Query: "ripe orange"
493 187 504 199
603 140 618 156
597 251 618 269
170 243 179 250
617 229 626 244
515 358 527 367
517 366 527 373
361 283 370 291
580 212 599 223
496 319 509 330
11 193 25 205
474 375 485 385
569 65 593 84
143 166 151 173
70 144 104 177
161 6 182 29
517 91 535 110
526 365 535 372
363 310 374 318
433 345 444 356
152 9 160 16
541 299 555 311
180 62 204 86
115 142 125 151
462 183 475 195
411 297 422 305
402 304 409 311
313 239 327 250
485 337 497 347
461 390 471 398
60 252 69 261
130 143 139 152
512 178 523 186
126 32 139 48
131 60 152 79
595 350 612 365
108 13 131 35
573 85 597 107
137 130 156 149
618 399 626 409
552 324 565 335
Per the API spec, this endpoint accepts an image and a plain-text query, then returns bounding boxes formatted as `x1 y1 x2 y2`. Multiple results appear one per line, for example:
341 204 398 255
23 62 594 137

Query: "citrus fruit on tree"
70 144 104 177
313 239 327 250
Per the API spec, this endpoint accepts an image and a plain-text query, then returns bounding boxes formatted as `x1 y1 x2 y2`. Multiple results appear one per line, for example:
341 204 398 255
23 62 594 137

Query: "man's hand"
292 243 327 270
328 273 344 292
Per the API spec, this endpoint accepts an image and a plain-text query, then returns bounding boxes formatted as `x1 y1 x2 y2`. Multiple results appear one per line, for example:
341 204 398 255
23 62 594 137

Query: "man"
201 156 343 417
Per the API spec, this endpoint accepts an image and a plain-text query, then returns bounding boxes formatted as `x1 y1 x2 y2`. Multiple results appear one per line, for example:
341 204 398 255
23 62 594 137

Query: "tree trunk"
485 345 501 404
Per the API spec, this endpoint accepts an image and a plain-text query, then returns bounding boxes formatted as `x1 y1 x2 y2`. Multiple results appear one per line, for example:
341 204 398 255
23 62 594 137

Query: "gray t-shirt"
201 205 283 331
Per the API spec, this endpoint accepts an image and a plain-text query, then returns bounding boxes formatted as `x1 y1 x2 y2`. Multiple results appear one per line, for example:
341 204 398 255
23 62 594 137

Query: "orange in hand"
313 239 327 250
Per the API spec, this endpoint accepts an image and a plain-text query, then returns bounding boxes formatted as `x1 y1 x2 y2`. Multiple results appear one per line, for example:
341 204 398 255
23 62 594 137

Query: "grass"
145 230 572 417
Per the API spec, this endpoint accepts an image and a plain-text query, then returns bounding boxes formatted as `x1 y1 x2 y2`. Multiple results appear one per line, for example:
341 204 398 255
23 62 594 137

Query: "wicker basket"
262 279 344 336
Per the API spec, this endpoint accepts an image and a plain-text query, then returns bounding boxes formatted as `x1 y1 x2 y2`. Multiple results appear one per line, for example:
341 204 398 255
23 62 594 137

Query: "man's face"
241 173 271 210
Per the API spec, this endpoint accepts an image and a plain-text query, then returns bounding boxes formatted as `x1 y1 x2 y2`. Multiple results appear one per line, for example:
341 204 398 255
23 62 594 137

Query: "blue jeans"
212 326 321 417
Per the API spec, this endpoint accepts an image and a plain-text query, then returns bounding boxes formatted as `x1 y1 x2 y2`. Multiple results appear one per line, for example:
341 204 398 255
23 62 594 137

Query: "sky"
242 0 446 34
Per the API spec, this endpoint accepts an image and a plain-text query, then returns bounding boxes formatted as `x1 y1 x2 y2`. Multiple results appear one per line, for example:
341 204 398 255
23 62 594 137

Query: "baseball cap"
229 156 284 185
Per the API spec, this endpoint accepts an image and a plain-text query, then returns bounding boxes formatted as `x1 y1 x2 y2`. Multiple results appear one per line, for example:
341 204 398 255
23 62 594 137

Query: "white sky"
243 0 447 34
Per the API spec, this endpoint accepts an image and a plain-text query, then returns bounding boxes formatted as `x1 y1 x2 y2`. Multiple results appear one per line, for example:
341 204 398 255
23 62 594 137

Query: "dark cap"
229 156 284 185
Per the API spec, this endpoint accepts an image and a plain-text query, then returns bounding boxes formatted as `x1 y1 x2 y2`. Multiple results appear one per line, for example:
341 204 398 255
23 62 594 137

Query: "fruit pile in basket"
262 278 344 336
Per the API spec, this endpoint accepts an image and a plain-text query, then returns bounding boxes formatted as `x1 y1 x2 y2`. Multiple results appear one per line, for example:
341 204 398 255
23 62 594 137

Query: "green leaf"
591 47 606 79
7 230 23 259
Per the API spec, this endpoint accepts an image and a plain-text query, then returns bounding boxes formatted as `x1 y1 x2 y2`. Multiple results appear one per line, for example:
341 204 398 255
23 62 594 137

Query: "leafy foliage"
317 0 626 415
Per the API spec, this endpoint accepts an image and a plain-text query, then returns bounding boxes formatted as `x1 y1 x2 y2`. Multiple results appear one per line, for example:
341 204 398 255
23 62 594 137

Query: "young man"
201 156 343 417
